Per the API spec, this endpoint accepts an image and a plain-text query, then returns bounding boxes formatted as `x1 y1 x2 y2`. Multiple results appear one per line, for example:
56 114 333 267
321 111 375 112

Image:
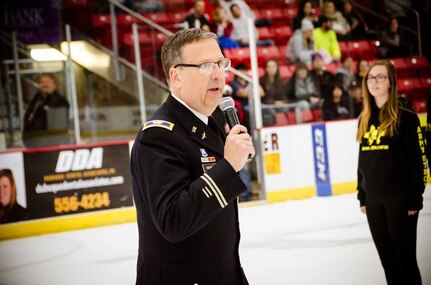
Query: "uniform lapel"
166 95 225 157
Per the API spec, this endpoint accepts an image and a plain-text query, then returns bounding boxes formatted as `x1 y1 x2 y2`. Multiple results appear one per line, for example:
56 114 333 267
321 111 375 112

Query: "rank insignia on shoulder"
142 120 174 131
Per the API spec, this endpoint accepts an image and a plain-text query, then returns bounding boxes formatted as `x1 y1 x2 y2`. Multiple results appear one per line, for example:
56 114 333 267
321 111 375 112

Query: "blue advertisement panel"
311 124 332 196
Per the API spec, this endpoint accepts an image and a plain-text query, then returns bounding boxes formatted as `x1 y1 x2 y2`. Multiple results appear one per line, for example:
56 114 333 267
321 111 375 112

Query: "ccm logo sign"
314 128 327 181
55 147 103 173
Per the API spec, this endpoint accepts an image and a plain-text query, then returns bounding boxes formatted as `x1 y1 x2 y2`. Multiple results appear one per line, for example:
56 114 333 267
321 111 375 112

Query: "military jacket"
130 95 249 285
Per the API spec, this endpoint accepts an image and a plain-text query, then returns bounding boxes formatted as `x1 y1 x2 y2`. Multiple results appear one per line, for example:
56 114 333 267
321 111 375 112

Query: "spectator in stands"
131 0 165 13
342 0 372 40
355 59 369 86
230 63 265 129
378 17 409 58
183 0 210 30
220 0 270 27
347 81 363 117
321 0 350 39
23 74 69 145
286 62 320 111
313 15 341 62
286 19 315 65
356 60 425 285
292 0 319 31
0 169 27 224
259 60 287 105
335 56 355 92
309 52 335 100
322 83 350 121
230 4 274 47
209 7 240 48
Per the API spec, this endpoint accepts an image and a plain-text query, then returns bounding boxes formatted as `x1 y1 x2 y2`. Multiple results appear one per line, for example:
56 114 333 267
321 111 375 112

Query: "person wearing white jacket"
286 19 315 64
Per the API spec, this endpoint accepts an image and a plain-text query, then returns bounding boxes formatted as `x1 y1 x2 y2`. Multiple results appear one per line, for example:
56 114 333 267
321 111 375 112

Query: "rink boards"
261 119 359 202
0 116 429 239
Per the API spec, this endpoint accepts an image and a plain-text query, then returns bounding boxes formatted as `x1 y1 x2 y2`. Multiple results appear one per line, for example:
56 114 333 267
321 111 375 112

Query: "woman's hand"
360 206 366 214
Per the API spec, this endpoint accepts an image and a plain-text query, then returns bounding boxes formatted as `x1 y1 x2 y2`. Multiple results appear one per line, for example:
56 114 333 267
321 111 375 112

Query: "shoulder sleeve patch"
142 120 174 131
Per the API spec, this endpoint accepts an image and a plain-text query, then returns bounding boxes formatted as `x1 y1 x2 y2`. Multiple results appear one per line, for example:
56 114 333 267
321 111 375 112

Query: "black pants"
365 192 422 285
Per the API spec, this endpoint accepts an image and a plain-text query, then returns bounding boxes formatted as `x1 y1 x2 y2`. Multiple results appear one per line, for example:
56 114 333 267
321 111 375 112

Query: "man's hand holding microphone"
219 97 255 172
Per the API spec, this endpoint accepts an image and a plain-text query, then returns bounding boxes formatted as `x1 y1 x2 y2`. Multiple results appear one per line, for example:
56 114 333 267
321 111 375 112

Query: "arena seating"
88 1 430 118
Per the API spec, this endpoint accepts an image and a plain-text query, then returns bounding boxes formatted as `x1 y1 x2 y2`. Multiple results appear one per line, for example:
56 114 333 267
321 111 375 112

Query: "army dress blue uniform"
130 95 249 285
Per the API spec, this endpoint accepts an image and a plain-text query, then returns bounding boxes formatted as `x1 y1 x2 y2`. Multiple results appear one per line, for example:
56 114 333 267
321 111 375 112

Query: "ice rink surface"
1 187 430 285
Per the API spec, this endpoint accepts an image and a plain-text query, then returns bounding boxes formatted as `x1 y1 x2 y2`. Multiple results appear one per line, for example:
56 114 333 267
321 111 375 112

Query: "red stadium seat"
419 76 431 91
279 64 293 79
390 58 408 77
167 11 188 23
270 26 293 45
287 111 297 124
312 109 322 121
339 41 348 58
411 98 427 113
275 113 289 126
92 14 111 27
397 78 415 94
257 46 282 66
142 12 173 25
259 8 283 22
163 0 185 11
224 71 235 84
122 31 152 46
226 47 251 68
278 45 288 64
282 7 297 19
257 27 273 40
301 110 314 122
347 40 370 59
404 56 431 76
117 14 136 27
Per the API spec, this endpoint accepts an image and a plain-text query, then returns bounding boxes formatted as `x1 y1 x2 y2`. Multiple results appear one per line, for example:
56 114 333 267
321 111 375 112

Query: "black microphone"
219 97 253 162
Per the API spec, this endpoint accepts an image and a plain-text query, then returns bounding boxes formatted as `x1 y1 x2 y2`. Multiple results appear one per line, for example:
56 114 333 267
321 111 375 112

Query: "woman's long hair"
356 60 399 141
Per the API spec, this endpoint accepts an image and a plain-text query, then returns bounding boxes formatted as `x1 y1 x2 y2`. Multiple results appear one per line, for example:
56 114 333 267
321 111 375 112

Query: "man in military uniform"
130 28 255 285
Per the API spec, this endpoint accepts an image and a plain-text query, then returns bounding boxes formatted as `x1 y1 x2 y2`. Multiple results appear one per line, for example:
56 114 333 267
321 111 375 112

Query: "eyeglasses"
174 58 231 74
366 74 388 83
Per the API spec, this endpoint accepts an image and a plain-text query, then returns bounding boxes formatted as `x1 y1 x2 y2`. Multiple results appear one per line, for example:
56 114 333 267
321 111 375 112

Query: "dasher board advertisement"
24 143 133 219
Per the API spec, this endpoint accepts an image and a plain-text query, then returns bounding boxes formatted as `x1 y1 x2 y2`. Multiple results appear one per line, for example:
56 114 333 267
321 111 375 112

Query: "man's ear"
169 67 181 90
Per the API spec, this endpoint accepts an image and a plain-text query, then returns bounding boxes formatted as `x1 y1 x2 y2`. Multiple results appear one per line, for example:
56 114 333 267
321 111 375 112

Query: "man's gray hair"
161 28 218 84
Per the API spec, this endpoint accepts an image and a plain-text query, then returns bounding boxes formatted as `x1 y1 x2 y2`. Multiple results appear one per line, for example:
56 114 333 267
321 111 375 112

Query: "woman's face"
266 61 278 76
359 60 369 73
0 176 12 206
303 2 312 15
366 65 390 103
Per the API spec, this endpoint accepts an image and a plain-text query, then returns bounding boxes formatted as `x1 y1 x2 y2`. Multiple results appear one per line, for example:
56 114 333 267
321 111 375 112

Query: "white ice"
1 187 430 285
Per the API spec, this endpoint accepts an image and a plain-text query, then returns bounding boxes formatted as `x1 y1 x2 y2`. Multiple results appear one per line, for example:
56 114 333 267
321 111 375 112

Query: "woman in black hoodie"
356 60 426 285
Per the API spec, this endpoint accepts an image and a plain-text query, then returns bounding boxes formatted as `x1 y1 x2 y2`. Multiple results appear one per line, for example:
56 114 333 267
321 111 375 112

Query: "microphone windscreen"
219 96 235 111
